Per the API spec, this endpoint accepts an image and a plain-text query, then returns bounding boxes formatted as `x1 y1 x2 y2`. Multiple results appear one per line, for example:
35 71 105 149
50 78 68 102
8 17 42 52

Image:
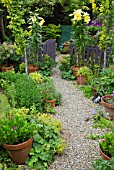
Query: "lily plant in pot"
0 108 35 165
76 66 91 85
101 93 114 120
99 132 114 160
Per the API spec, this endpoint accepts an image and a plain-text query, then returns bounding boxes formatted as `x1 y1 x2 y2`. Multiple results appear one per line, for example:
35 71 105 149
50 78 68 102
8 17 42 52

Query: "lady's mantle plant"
0 108 35 145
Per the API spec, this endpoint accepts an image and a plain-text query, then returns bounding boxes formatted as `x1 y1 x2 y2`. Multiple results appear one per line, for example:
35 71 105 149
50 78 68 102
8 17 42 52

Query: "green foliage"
86 133 101 140
0 107 35 145
43 103 56 114
26 113 65 170
42 24 61 41
99 133 114 158
27 9 44 62
93 115 113 129
61 70 75 80
0 93 10 114
79 85 93 98
38 54 57 76
59 55 71 71
0 73 43 110
90 68 114 97
92 157 114 170
29 72 43 84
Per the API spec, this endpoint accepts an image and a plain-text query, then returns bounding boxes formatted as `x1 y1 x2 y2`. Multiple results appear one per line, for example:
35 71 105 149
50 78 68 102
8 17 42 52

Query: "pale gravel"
49 55 103 170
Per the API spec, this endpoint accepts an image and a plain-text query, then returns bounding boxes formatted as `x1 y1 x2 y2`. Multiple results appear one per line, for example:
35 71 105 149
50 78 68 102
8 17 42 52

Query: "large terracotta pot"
1 65 13 72
99 146 111 160
71 66 81 78
28 64 39 73
101 95 114 120
45 99 56 108
76 75 87 85
2 137 33 164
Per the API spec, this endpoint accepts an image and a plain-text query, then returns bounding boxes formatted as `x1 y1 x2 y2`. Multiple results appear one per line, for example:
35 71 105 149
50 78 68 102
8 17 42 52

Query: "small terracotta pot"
63 44 70 53
99 146 111 160
101 95 114 120
76 75 87 85
45 99 56 108
2 137 33 164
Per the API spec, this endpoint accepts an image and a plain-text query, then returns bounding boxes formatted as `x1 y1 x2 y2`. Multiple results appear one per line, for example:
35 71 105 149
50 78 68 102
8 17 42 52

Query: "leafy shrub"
26 113 65 170
38 54 57 76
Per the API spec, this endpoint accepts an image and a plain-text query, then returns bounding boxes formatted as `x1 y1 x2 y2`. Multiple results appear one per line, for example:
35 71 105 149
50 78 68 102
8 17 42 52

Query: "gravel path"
49 55 102 170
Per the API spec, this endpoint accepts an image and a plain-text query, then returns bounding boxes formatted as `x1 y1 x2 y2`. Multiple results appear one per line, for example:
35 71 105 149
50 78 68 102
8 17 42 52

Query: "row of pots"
0 64 39 73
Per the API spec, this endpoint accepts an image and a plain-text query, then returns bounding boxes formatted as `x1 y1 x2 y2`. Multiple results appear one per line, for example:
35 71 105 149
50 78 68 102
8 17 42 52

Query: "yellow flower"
7 54 10 58
84 15 90 23
39 19 45 27
72 13 82 21
99 5 103 12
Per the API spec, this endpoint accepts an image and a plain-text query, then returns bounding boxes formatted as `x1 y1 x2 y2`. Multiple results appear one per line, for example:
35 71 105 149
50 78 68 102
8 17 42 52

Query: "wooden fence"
70 40 112 67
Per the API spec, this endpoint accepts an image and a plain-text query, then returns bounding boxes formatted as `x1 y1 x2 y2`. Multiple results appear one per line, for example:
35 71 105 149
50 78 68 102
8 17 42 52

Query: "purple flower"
94 96 101 103
13 126 17 130
110 102 112 104
100 84 102 86
101 139 105 142
104 95 106 98
105 127 108 131
103 88 106 91
92 108 96 115
112 93 114 98
2 165 4 170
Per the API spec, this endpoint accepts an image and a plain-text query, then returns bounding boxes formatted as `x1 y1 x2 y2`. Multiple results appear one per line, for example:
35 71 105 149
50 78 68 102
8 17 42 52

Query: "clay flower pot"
101 95 114 120
28 64 39 73
45 99 56 108
1 65 13 72
99 146 111 160
71 66 81 78
76 75 87 85
2 137 33 165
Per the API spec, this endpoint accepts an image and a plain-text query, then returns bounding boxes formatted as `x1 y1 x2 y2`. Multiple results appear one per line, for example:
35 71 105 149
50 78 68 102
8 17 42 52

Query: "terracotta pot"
28 64 39 73
45 99 56 108
99 146 111 160
63 44 70 53
2 137 33 165
76 75 87 85
71 66 81 77
1 65 13 72
101 95 114 120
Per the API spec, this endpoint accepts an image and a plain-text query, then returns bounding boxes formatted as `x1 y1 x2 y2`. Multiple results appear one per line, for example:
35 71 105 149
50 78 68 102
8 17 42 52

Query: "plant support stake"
25 48 29 78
